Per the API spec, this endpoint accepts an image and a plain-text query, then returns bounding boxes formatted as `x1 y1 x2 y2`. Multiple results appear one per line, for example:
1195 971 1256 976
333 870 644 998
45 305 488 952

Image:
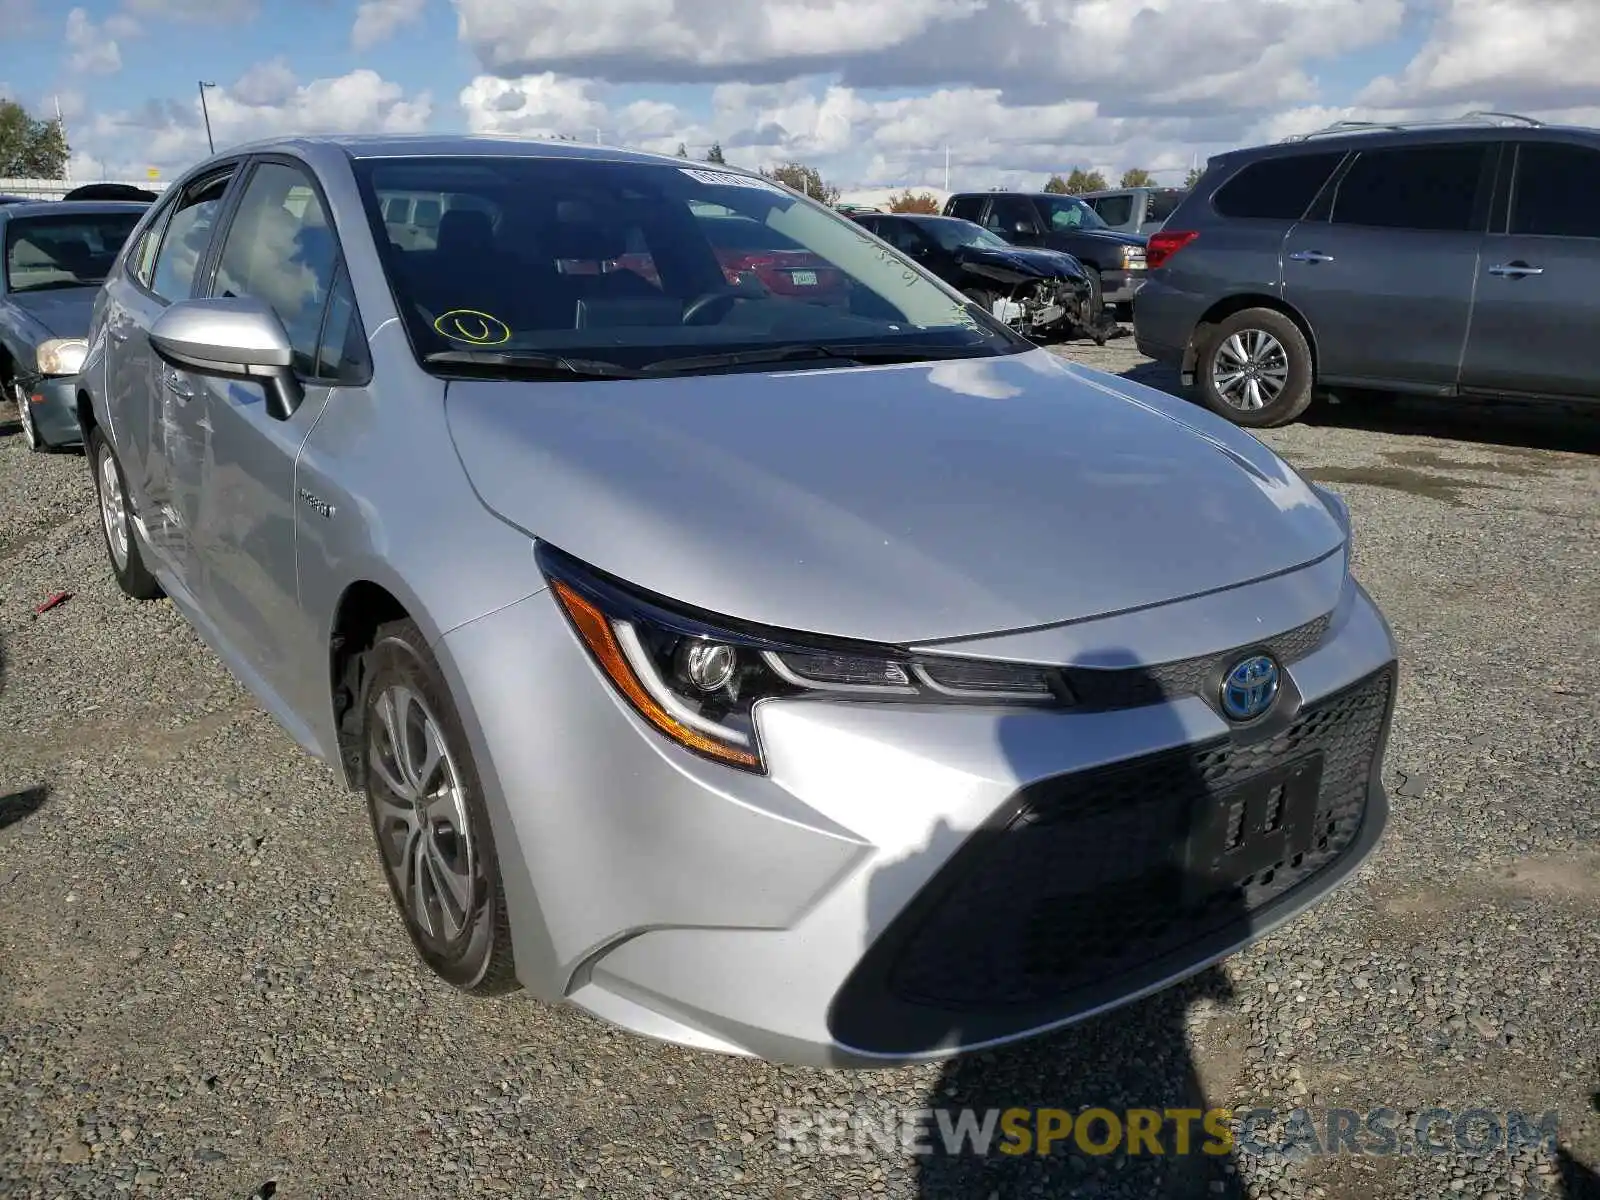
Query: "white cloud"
352 0 425 50
65 6 137 76
68 64 432 180
455 0 1404 115
1358 0 1599 111
459 72 1236 191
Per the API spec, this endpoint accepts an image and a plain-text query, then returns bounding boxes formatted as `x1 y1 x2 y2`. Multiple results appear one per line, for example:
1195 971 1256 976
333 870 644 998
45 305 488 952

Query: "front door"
1281 141 1494 392
1460 140 1600 401
191 158 361 714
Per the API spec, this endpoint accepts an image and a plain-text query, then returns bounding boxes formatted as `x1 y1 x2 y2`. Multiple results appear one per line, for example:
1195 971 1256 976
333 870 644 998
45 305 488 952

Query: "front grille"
1061 612 1331 711
887 665 1393 1011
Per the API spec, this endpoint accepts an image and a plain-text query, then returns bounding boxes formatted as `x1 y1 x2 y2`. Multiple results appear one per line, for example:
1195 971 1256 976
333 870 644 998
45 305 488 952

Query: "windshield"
922 218 1014 253
353 156 1023 370
1035 195 1109 232
3 211 143 293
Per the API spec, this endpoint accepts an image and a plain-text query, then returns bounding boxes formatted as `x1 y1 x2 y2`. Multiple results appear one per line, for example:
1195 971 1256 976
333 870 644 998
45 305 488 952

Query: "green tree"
760 161 839 205
1043 174 1070 194
1184 165 1205 188
887 189 940 213
1120 167 1155 188
1062 167 1108 194
0 100 70 178
704 142 727 164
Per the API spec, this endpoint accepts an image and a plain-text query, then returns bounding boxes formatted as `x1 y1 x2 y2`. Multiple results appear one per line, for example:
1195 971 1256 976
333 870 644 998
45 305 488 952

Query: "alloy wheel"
1211 328 1290 411
367 684 481 947
97 443 130 570
13 383 38 451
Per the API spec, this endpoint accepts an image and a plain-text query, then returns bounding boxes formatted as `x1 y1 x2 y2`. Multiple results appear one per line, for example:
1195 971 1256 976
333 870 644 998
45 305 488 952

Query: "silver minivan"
1080 186 1187 235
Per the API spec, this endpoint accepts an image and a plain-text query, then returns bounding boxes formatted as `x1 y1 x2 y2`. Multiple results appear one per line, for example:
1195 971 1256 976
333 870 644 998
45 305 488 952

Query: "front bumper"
1100 268 1145 306
17 375 81 446
439 559 1397 1067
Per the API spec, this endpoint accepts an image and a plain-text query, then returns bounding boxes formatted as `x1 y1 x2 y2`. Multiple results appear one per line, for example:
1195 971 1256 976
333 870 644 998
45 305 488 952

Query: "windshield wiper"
639 342 999 375
423 349 642 380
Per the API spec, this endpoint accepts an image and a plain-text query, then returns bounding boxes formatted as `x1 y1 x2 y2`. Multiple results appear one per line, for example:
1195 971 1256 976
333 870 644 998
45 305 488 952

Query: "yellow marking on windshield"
434 309 511 346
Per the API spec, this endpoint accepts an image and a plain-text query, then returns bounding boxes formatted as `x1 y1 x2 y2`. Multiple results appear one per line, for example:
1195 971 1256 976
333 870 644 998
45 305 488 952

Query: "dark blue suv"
1133 113 1600 427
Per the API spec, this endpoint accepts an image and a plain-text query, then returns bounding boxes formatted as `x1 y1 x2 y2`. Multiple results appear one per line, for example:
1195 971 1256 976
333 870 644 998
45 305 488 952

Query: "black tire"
359 618 519 995
13 383 49 453
88 427 163 600
1194 307 1314 428
1083 267 1104 320
961 286 996 316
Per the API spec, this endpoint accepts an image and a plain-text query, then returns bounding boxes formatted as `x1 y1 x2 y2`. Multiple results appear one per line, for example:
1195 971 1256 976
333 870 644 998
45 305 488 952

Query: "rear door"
1460 139 1600 400
111 165 240 579
1281 141 1493 391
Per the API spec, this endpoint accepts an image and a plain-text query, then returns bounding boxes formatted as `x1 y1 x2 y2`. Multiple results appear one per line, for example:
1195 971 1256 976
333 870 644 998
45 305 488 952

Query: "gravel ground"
2 339 1597 1200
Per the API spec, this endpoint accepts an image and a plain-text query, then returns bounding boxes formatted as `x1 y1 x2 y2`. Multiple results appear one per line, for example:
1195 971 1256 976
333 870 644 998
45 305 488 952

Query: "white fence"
0 177 172 200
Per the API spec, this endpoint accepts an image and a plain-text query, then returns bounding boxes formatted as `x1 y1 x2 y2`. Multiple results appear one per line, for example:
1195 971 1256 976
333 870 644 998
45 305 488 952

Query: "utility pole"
198 81 217 154
944 145 950 192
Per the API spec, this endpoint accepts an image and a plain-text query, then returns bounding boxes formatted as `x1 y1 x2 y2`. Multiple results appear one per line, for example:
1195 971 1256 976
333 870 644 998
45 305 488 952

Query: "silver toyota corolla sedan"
78 135 1398 1067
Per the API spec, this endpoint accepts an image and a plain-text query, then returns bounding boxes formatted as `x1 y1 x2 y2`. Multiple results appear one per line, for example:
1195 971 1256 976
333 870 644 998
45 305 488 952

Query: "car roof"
0 200 150 219
1218 122 1600 166
213 132 746 173
948 191 1086 200
1077 186 1185 198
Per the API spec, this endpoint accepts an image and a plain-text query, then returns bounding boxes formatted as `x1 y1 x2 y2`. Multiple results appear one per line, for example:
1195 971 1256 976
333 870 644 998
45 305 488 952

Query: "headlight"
1121 245 1147 270
36 338 88 376
539 545 1069 773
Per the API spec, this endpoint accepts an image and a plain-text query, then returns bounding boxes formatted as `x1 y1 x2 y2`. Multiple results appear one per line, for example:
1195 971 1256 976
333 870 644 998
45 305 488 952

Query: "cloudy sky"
2 0 1598 192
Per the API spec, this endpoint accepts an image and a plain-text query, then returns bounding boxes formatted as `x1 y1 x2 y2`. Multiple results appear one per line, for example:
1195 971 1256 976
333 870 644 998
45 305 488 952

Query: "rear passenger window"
947 196 984 222
1330 144 1489 232
1091 194 1133 226
1510 143 1600 238
147 173 233 301
1212 152 1345 221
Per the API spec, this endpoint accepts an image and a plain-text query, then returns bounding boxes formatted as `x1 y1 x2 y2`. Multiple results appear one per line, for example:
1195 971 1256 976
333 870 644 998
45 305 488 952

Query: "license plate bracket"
1185 755 1323 897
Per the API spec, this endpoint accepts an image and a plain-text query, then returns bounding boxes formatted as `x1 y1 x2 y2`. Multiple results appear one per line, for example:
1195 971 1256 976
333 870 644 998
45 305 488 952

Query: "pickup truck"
943 191 1149 312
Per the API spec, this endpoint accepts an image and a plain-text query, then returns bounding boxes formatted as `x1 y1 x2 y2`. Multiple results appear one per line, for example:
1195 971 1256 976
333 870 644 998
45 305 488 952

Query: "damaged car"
2 200 148 450
851 212 1113 344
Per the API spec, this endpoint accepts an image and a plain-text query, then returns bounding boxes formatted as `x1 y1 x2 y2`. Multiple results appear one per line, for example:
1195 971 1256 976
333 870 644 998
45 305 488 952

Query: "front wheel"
12 382 49 452
1194 308 1314 428
360 618 519 995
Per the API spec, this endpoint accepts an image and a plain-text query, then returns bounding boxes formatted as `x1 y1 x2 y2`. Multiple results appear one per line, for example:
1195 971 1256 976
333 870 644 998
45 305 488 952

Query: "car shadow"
827 657 1315 1198
1304 393 1600 455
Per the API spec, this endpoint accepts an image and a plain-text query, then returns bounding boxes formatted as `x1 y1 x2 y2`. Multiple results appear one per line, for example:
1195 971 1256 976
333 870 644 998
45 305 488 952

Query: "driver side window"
212 161 344 378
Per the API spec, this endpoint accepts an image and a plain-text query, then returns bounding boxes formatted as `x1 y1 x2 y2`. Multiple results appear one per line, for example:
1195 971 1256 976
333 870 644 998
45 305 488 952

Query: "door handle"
1487 262 1544 278
1287 250 1335 263
163 369 196 403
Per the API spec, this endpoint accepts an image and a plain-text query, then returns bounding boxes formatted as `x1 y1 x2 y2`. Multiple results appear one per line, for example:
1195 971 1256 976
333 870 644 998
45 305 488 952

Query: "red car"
591 215 849 305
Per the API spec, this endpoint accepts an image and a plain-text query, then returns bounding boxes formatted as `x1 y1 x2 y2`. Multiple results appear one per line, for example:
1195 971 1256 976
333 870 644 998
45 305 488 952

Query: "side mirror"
148 296 304 422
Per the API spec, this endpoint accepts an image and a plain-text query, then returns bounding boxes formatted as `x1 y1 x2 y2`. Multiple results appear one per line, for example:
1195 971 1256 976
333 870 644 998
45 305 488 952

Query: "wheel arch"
1184 293 1319 381
328 579 413 791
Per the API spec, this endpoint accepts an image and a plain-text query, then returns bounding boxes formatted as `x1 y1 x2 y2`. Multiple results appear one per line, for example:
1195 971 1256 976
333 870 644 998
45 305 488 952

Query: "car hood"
1060 228 1148 248
5 288 97 339
960 245 1085 279
445 348 1345 644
